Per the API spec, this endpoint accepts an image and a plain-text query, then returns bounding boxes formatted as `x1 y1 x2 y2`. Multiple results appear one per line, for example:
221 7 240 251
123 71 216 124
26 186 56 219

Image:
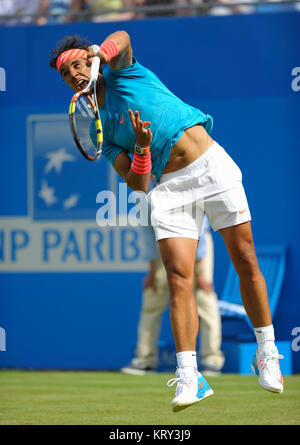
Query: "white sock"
254 324 276 352
176 351 198 377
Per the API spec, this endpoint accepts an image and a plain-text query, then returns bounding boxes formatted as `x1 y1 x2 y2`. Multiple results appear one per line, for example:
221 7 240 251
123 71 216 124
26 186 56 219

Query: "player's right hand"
87 46 109 66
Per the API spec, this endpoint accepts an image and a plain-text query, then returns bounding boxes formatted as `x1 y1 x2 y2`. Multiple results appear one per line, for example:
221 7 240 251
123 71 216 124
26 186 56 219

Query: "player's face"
59 58 91 92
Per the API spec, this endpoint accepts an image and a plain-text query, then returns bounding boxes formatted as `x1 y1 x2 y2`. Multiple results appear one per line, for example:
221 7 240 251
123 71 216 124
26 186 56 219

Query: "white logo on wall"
291 67 300 92
0 67 6 91
39 148 77 208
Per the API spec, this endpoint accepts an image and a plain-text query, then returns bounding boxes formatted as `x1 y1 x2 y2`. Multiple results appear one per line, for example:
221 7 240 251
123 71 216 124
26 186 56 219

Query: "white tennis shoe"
167 368 214 412
251 346 284 394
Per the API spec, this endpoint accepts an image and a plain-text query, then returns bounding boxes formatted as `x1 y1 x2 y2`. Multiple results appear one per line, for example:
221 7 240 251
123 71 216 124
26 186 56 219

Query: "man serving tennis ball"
50 31 284 411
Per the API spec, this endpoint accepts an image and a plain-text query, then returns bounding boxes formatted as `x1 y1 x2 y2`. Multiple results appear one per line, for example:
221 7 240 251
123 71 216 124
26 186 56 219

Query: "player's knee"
165 264 194 298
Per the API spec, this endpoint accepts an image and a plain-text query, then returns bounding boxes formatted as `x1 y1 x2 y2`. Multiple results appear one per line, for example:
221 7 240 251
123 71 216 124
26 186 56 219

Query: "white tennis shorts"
148 141 251 241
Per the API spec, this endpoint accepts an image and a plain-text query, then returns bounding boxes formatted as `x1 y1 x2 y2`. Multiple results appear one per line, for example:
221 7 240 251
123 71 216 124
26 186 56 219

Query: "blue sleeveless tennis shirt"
91 57 213 182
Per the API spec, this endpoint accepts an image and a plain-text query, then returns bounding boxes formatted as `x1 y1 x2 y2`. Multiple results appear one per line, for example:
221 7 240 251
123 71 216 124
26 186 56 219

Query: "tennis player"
50 31 284 411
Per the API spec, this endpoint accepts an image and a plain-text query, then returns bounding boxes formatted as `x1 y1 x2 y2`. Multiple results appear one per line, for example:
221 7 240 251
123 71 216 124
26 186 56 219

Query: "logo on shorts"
239 209 247 215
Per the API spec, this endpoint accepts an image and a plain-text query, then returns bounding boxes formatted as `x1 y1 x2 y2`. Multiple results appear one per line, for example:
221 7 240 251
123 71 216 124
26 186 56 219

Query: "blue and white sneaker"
251 347 284 394
167 368 214 412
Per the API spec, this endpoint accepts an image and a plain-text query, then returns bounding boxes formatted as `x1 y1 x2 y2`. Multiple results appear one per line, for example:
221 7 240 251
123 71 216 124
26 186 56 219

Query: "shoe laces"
257 350 284 376
167 376 192 387
166 369 195 390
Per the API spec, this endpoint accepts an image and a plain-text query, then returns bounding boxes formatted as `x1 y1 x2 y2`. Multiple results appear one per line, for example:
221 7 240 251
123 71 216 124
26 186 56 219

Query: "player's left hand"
143 272 157 292
128 109 153 148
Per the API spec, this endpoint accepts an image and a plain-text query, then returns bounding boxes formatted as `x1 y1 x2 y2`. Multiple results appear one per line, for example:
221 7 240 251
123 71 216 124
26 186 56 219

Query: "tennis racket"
69 44 103 161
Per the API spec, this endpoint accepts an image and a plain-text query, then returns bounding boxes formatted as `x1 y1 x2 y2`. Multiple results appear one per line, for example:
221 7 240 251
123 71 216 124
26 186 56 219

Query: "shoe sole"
250 363 283 394
262 386 283 394
171 389 214 412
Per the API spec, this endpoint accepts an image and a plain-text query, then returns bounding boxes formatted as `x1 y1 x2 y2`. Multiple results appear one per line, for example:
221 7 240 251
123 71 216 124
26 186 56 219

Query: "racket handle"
90 56 100 83
91 44 100 56
90 44 100 82
82 45 100 93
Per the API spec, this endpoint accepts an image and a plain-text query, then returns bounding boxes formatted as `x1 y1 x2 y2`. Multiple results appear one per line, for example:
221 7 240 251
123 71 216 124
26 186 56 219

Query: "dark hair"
49 35 91 69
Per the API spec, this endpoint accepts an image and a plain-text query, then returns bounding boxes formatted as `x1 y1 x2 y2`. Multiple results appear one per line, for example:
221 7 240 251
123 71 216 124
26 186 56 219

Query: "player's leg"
158 237 199 352
158 237 214 411
219 222 271 327
148 152 218 411
219 221 283 393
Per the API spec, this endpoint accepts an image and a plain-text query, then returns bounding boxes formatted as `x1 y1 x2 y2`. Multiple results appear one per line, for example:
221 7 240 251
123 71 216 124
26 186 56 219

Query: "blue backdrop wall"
0 12 300 372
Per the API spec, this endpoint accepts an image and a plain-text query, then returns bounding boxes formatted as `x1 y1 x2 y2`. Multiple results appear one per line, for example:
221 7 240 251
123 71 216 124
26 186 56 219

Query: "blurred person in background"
207 0 255 15
175 0 255 16
68 0 92 22
174 0 202 17
121 214 225 376
127 0 176 19
91 1 136 21
0 0 40 25
37 0 91 25
255 0 299 13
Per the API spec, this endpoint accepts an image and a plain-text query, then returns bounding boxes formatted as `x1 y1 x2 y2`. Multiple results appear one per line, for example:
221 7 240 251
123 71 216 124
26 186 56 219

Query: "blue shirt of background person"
47 0 71 23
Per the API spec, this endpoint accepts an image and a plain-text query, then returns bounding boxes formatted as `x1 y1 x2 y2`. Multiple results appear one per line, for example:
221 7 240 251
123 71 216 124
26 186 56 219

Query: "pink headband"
56 48 88 71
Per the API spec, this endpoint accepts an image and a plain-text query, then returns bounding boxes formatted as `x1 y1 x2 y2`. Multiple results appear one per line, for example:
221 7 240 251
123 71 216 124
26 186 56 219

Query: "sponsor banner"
0 114 150 272
0 217 148 272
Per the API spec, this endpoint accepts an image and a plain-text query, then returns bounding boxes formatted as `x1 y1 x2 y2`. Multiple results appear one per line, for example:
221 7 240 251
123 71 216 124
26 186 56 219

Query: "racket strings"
69 57 102 161
74 94 98 158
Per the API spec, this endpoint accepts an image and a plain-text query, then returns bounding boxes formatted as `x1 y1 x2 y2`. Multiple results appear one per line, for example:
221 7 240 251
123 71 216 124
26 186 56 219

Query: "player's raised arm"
114 110 152 193
87 30 132 71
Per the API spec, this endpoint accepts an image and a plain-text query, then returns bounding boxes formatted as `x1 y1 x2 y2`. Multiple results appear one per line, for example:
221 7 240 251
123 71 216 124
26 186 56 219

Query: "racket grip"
91 44 100 56
90 56 100 83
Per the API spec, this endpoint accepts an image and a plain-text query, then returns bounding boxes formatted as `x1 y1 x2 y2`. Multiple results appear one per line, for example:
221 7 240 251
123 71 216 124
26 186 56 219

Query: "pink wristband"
99 39 118 62
131 152 152 175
